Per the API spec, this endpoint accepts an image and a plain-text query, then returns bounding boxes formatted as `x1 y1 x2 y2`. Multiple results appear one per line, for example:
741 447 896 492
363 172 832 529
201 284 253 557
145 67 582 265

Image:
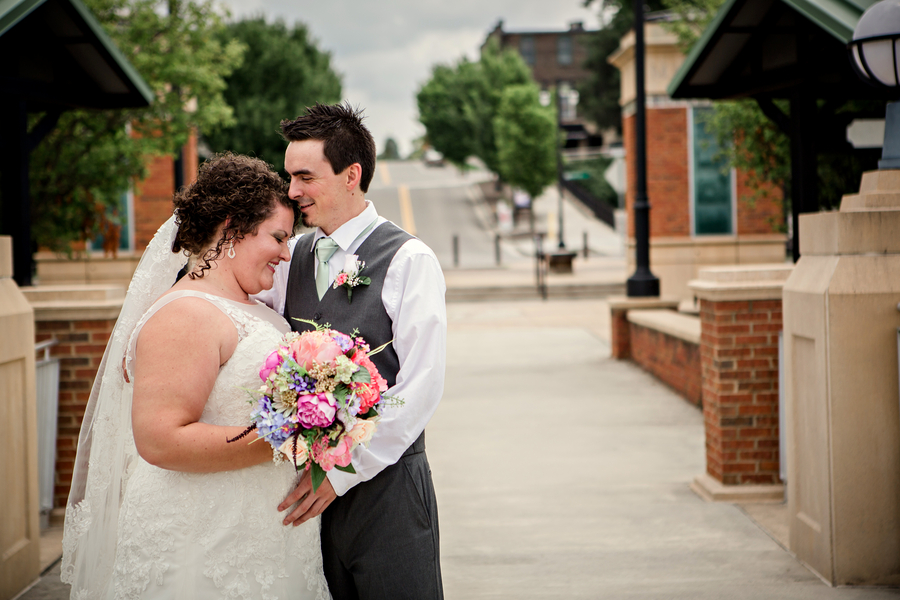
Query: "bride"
61 154 331 599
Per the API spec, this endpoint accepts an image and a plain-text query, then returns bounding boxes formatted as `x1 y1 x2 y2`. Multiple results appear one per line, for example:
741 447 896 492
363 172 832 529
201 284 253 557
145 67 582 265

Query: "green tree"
493 85 558 198
378 138 401 160
202 17 342 173
29 0 243 251
417 39 534 174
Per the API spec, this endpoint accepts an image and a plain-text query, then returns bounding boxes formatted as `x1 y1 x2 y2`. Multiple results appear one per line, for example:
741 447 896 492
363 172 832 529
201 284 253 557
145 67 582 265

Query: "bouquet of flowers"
232 319 400 492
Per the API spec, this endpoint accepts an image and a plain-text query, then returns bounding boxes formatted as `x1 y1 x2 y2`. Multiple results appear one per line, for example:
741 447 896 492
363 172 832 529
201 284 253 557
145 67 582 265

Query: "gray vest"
284 221 414 388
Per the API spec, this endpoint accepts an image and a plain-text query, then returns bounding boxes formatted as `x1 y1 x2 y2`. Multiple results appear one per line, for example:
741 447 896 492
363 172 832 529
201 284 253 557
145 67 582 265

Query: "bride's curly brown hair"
172 153 299 279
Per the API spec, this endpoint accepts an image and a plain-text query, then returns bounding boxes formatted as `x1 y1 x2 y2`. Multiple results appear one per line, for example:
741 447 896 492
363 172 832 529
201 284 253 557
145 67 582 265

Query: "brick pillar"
24 286 124 518
699 299 782 484
688 265 792 502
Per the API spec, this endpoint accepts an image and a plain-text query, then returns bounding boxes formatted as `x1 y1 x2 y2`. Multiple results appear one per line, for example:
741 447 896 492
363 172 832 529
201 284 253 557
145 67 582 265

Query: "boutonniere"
332 254 371 303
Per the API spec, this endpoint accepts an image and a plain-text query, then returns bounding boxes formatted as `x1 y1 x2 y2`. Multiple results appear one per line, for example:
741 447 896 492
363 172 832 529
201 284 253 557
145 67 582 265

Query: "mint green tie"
315 237 339 300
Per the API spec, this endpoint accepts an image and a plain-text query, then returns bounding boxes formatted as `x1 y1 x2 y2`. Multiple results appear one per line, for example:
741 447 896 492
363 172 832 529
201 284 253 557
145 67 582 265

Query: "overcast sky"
221 0 600 157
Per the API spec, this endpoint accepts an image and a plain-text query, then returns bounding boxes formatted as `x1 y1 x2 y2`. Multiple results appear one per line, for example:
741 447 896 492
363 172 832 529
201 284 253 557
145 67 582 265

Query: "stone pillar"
23 285 124 520
783 170 900 586
0 236 40 600
688 265 792 502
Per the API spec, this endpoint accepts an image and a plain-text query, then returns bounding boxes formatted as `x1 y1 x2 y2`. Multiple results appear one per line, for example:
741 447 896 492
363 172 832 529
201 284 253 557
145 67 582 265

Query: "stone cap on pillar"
21 284 125 321
688 264 793 302
0 236 12 279
801 170 900 256
607 296 680 312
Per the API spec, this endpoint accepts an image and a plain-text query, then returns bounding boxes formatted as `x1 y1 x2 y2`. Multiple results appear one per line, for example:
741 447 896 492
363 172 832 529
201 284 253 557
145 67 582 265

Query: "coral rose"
289 331 343 371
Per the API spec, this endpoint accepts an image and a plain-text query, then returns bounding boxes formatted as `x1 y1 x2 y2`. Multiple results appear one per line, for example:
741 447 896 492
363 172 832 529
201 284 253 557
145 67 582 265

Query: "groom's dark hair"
281 102 376 193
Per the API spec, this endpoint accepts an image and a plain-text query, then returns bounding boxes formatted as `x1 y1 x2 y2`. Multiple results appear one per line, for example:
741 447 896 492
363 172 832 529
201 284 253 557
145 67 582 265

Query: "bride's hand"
279 471 337 527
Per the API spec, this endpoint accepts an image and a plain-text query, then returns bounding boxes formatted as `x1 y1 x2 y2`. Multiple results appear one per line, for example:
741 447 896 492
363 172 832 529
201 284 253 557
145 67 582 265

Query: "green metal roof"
0 0 153 109
667 0 883 100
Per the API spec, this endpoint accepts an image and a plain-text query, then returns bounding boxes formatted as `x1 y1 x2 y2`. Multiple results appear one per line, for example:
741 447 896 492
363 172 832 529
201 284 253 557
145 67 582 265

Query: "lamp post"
556 81 567 250
626 0 660 297
849 0 900 166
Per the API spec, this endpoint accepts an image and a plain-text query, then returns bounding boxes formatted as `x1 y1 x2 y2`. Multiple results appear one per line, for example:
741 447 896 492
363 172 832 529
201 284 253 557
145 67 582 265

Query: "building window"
691 107 734 235
557 35 573 66
519 35 535 66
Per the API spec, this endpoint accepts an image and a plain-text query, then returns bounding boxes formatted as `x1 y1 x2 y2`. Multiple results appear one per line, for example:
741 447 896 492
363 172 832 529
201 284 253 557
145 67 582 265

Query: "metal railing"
35 338 60 529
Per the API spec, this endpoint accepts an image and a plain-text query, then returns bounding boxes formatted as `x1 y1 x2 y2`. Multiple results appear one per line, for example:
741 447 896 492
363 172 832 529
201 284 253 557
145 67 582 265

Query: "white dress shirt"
253 201 447 496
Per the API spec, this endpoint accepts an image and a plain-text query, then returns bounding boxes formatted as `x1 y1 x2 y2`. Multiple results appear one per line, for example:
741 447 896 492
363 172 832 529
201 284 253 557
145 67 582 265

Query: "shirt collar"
310 201 378 252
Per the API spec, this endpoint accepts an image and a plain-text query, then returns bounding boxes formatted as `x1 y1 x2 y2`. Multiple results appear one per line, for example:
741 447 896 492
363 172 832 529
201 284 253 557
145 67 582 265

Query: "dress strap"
124 291 266 380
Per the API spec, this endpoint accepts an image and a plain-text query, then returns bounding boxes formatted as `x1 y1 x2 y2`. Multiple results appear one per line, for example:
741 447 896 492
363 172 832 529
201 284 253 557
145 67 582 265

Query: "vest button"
314 312 322 321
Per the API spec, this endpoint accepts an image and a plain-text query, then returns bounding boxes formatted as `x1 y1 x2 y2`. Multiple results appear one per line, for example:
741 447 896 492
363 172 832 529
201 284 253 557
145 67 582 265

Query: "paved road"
368 159 500 269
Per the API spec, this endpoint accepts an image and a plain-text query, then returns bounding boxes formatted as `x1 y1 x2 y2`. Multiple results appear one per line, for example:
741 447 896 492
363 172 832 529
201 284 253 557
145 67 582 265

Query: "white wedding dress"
101 291 329 599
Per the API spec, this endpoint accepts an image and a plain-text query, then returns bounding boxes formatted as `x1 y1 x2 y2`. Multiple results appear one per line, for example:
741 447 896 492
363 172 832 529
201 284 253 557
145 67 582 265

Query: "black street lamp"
626 0 660 297
849 0 900 167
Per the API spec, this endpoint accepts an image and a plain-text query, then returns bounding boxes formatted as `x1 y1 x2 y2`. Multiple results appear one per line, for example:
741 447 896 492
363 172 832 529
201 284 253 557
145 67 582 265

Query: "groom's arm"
328 239 447 494
279 239 446 526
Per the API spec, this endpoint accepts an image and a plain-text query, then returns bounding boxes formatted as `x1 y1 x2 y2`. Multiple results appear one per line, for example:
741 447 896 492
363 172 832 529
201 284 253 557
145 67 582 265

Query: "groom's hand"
279 472 337 527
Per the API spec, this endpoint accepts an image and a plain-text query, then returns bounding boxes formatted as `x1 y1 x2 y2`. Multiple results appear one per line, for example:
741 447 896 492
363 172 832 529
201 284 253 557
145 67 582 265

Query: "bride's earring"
227 240 236 259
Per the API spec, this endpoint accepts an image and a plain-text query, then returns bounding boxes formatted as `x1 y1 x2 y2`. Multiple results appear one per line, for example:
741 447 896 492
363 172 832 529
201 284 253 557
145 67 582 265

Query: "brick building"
35 135 198 285
609 21 786 300
483 20 600 147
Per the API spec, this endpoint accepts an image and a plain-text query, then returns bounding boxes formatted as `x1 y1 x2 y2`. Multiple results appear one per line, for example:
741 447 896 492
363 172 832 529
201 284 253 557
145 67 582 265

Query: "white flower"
342 254 362 275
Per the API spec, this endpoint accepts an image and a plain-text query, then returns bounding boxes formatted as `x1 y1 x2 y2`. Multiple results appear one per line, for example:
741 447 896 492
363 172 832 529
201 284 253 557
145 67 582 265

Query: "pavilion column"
788 89 818 263
0 98 33 286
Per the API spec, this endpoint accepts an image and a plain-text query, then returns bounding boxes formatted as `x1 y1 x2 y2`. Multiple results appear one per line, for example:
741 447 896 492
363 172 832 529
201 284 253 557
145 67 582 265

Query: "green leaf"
334 463 357 474
358 276 371 285
333 384 348 402
351 367 371 383
310 462 326 493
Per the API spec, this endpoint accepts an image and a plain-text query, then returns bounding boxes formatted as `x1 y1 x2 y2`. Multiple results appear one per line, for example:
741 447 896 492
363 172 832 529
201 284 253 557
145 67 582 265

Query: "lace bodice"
72 292 329 600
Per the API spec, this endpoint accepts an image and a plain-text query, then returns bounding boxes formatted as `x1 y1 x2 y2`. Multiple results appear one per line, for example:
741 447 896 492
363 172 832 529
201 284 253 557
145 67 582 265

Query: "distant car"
423 149 445 167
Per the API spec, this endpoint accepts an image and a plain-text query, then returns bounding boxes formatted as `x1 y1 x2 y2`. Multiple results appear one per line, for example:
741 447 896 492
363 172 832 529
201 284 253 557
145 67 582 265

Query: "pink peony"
289 331 344 371
316 436 353 471
259 349 283 381
296 392 337 428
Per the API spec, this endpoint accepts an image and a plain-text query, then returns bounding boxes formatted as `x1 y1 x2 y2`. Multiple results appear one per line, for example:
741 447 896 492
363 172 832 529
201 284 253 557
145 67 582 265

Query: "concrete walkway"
431 298 900 599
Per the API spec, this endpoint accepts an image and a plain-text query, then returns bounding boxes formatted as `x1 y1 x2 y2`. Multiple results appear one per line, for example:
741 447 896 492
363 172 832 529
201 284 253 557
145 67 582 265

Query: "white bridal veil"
61 215 188 596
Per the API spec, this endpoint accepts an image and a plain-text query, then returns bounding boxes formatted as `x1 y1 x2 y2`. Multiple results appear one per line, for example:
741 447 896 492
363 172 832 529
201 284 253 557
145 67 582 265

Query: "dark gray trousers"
321 435 443 600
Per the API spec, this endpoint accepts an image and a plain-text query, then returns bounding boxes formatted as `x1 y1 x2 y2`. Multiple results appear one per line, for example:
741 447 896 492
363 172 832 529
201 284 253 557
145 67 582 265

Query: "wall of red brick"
36 318 116 510
699 299 782 485
623 108 784 240
133 133 199 250
623 108 691 239
736 170 784 235
630 322 701 407
611 308 631 359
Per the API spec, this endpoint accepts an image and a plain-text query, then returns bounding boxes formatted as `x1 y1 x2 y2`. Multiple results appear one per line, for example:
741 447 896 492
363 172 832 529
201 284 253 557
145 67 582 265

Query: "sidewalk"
432 297 900 599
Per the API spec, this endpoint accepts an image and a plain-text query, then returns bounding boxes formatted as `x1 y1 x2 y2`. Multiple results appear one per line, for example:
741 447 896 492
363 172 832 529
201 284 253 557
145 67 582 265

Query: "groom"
260 102 446 599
